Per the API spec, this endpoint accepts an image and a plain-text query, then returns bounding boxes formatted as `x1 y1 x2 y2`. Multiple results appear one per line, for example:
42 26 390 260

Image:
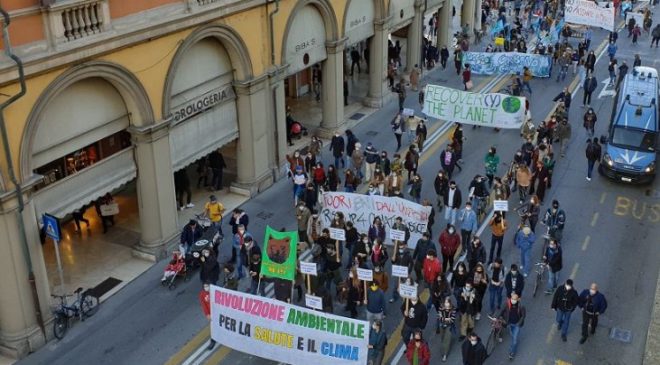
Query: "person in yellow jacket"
488 212 508 264
204 195 225 238
522 66 533 94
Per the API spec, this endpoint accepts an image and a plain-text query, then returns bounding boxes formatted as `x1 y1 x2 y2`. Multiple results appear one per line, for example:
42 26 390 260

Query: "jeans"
489 235 504 263
556 310 573 337
401 325 414 346
583 91 593 106
522 81 532 94
488 285 503 313
460 229 472 254
557 66 568 81
334 155 345 168
444 208 458 226
547 270 560 291
366 311 384 325
587 160 596 179
509 324 521 355
345 186 355 193
250 279 265 295
519 246 531 276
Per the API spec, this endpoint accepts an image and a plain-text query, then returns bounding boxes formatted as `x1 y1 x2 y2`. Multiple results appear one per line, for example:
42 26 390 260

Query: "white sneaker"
586 177 591 181
186 203 195 208
475 313 481 321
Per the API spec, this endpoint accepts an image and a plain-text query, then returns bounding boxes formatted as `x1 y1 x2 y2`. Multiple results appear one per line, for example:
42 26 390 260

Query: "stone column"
406 0 424 72
0 188 49 357
232 75 274 196
474 0 482 35
270 69 288 171
319 39 346 137
461 0 475 38
364 17 391 108
129 122 178 260
437 1 452 48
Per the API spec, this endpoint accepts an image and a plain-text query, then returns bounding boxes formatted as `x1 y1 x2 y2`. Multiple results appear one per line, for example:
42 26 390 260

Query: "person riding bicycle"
542 200 566 242
468 175 490 213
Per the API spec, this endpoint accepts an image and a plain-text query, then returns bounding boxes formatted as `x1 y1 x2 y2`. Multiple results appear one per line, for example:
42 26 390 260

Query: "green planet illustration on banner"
501 96 521 113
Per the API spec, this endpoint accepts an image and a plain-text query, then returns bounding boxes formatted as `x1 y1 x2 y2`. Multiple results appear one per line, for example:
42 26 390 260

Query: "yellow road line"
202 346 232 365
581 236 591 251
600 192 607 204
569 263 580 280
382 289 430 363
537 359 545 365
164 326 210 365
546 325 555 344
590 212 599 227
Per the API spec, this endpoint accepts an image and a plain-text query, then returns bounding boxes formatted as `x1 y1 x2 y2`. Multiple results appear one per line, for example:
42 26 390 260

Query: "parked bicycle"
532 262 548 298
475 195 490 224
52 287 99 340
485 315 505 356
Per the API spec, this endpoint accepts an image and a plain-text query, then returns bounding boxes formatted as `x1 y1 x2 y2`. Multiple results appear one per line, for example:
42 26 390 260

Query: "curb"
643 271 660 365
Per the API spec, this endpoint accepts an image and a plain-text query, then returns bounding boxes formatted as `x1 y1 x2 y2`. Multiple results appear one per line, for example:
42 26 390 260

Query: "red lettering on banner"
375 201 395 213
215 290 286 321
323 194 352 209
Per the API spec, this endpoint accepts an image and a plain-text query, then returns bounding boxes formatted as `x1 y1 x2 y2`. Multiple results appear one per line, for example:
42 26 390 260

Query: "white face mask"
566 285 572 290
511 299 518 304
238 229 245 234
203 286 210 292
470 340 478 346
466 206 472 211
411 299 418 305
448 228 455 234
299 206 304 211
589 289 596 296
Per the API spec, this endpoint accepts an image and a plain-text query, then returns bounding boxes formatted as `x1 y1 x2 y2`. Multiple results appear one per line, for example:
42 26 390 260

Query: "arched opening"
343 0 376 107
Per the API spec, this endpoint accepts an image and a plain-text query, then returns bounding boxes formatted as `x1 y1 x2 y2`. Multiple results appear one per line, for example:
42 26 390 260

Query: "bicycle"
485 315 505 356
52 287 99 340
475 195 490 224
532 262 548 298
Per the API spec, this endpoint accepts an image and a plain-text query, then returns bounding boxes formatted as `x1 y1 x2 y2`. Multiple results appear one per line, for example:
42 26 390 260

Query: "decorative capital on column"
325 37 348 54
233 73 269 96
374 15 393 30
127 119 170 145
414 0 425 10
267 64 290 83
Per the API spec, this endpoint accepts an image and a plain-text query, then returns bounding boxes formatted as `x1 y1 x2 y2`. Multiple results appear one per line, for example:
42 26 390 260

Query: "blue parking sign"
42 214 61 241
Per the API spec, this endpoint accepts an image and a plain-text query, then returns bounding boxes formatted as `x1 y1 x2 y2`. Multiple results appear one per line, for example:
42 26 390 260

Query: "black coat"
583 77 598 93
544 246 563 273
443 187 462 208
462 338 487 365
329 136 345 157
505 272 525 297
552 285 579 312
200 256 220 284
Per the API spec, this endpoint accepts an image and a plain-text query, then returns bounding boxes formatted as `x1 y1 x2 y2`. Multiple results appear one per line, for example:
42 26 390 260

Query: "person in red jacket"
199 282 216 350
439 224 461 273
423 249 442 285
406 329 431 365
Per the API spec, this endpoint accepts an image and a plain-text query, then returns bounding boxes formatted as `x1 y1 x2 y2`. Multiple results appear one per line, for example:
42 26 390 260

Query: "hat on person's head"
188 219 197 226
209 195 217 202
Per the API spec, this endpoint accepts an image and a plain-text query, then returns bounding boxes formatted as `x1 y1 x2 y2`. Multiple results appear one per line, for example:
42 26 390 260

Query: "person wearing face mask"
484 147 500 188
199 249 220 285
500 293 526 359
199 282 216 350
466 237 486 272
368 320 387 365
488 258 506 315
325 164 341 192
295 201 311 243
370 239 389 269
422 250 442 307
551 279 580 342
519 195 540 232
343 269 362 318
248 253 264 295
409 174 423 203
543 200 566 242
366 280 387 324
434 170 449 211
391 111 404 150
378 151 391 177
404 144 420 182
400 296 428 347
180 219 203 255
372 264 389 292
578 283 607 344
352 233 372 268
514 225 536 277
319 228 344 292
437 298 456 361
451 262 469 301
329 131 345 169
505 264 525 298
306 211 322 244
459 202 478 255
443 181 462 225
440 146 457 179
368 217 386 244
469 263 489 320
439 224 461 273
413 232 434 283
392 217 411 245
458 281 479 339
488 213 507 264
390 241 413 303
344 222 360 269
405 329 431 365
232 224 252 279
543 239 563 294
461 332 487 365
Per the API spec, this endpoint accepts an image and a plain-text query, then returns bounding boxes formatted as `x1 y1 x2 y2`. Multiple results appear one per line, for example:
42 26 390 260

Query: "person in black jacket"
174 169 192 211
400 295 428 346
208 150 226 191
434 170 449 211
582 74 598 107
329 131 345 168
505 264 525 298
345 129 359 167
585 138 602 181
180 219 203 254
461 332 487 365
229 208 249 235
551 279 580 342
578 283 608 344
440 46 449 69
553 88 572 110
543 239 563 294
390 241 413 303
443 181 462 226
199 249 220 285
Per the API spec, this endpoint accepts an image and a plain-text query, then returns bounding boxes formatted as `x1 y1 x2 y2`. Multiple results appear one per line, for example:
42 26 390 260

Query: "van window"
612 127 656 152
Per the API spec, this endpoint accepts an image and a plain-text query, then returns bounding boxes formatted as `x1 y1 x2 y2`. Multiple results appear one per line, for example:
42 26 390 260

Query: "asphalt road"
17 9 660 365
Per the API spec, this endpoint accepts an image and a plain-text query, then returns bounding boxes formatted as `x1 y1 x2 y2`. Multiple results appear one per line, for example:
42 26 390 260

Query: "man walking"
505 264 525 298
461 332 487 365
458 202 478 255
522 67 533 94
585 138 602 181
500 293 526 359
330 131 345 168
514 225 536 277
443 181 462 225
578 283 608 344
350 47 361 75
199 282 216 350
551 279 580 342
582 74 598 107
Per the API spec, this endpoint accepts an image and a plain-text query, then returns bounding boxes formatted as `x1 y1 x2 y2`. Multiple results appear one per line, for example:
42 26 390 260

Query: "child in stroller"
161 251 187 288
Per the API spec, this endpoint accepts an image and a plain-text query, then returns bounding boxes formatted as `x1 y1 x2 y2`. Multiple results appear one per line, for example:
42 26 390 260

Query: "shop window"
34 130 132 190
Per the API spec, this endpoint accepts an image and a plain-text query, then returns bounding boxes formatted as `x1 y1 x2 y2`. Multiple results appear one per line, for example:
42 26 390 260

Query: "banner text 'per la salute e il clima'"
211 286 370 365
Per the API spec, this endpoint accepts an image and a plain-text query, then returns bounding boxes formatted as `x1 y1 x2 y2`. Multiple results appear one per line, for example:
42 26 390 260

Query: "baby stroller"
187 238 216 271
161 251 188 289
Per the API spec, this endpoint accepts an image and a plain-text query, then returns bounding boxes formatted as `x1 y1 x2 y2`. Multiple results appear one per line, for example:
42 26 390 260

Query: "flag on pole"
260 226 298 280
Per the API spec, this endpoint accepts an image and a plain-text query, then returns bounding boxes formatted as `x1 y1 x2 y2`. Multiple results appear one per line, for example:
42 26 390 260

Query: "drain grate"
256 211 274 220
349 113 365 121
609 327 632 343
365 131 378 137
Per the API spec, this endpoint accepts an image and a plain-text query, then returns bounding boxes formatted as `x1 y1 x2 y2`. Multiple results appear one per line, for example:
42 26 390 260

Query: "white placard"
565 0 615 31
402 108 415 117
321 193 431 249
493 200 509 212
398 283 418 299
299 261 317 276
392 265 409 278
305 294 323 310
211 286 369 364
329 227 346 241
389 229 406 242
357 268 373 282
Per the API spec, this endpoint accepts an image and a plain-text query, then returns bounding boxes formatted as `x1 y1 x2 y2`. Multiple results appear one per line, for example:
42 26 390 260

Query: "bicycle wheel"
53 313 68 340
533 272 540 297
485 330 497 355
81 294 99 318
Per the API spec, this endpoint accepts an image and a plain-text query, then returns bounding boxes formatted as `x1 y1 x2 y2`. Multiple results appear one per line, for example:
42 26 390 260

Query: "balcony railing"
45 0 110 45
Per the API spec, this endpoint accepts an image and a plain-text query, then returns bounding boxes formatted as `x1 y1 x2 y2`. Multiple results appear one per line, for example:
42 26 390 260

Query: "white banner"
565 0 615 31
422 84 526 129
321 192 432 249
211 286 369 364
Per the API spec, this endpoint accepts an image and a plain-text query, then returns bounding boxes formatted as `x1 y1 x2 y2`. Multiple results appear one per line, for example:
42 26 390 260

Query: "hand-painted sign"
463 52 552 77
565 0 615 31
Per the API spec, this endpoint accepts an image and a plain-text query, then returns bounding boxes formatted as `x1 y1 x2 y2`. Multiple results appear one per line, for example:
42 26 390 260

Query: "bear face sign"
267 237 291 264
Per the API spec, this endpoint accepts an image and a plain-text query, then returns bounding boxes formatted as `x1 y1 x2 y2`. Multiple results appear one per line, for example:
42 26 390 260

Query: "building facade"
0 0 479 358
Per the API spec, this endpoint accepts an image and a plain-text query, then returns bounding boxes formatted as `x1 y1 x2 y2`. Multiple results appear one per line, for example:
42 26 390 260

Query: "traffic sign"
42 214 61 241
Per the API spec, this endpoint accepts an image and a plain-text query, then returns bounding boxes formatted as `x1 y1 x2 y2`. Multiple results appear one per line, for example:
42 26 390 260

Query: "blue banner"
463 52 552 77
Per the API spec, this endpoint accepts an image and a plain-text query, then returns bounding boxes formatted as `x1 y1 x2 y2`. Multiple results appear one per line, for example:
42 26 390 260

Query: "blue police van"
600 66 658 184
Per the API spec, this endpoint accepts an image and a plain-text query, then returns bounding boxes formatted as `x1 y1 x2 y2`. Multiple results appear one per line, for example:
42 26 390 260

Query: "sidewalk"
644 272 660 365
